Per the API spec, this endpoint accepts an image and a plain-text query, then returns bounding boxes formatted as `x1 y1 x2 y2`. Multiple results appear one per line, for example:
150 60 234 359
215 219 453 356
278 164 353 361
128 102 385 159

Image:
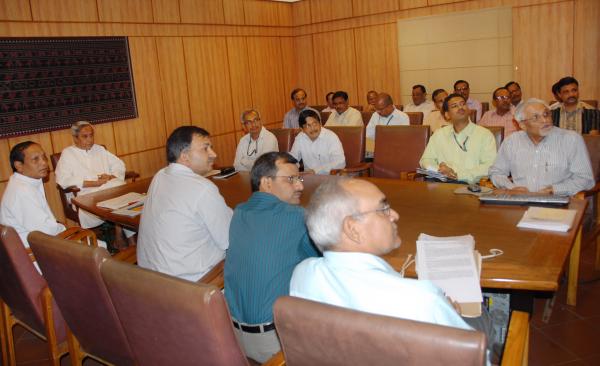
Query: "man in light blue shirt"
290 177 472 330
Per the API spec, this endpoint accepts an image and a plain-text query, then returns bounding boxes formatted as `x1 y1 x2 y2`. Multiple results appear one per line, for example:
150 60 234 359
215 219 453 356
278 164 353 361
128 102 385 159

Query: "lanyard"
246 138 258 156
453 133 468 152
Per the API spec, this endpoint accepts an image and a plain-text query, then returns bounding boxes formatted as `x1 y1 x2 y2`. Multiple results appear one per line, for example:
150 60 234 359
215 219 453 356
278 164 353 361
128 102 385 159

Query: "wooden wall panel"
310 0 353 23
120 148 167 179
246 37 287 125
352 0 398 16
354 23 401 106
152 0 180 23
30 0 98 22
223 0 245 25
156 37 192 135
114 37 166 155
513 1 574 100
292 0 311 26
183 37 235 135
211 133 237 167
312 30 358 106
0 0 32 21
244 0 291 26
180 0 225 24
44 173 65 223
400 0 429 10
280 37 297 108
226 37 253 135
292 35 317 108
574 0 600 101
97 0 154 23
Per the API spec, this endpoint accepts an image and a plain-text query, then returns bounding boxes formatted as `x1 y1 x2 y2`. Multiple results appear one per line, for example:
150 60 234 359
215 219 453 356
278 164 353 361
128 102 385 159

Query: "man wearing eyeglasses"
489 98 594 195
551 76 600 134
454 80 483 122
290 177 472 331
225 152 320 363
233 109 279 172
420 93 497 184
479 87 519 138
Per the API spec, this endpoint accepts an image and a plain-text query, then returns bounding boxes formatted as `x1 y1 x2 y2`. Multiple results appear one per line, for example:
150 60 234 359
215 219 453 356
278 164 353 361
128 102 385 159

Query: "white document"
416 234 483 306
111 198 145 217
517 207 577 232
97 192 145 210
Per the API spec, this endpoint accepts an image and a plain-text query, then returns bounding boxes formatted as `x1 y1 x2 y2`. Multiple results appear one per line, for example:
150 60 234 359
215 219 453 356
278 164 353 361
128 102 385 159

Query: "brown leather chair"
0 225 68 366
309 105 327 112
406 111 424 125
268 128 296 152
28 231 136 365
372 125 430 179
273 296 487 366
583 99 598 109
483 126 504 150
581 134 600 270
481 102 490 116
361 110 374 126
469 109 478 123
320 111 332 125
327 126 366 171
350 105 363 111
50 149 140 224
100 259 251 366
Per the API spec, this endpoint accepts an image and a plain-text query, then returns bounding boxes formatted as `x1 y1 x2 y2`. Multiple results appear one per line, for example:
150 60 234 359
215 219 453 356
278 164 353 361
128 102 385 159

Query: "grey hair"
305 177 359 251
240 109 261 123
71 121 93 137
514 98 550 122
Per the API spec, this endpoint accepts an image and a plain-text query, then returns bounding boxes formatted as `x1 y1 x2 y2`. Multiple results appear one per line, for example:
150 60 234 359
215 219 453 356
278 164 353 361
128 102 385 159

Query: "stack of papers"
111 198 145 217
517 207 576 232
416 168 448 182
97 192 145 210
416 234 482 317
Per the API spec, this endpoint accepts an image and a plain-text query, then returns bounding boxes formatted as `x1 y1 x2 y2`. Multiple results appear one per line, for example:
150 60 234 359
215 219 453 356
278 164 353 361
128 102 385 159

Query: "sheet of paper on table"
97 192 146 210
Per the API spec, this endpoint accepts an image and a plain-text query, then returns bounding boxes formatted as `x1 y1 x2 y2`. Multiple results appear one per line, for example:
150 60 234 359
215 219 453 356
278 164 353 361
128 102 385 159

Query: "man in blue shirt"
224 151 320 363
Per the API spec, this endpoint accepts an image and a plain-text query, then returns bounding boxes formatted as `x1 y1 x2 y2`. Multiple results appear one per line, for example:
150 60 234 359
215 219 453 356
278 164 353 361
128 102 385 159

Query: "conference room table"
73 172 587 307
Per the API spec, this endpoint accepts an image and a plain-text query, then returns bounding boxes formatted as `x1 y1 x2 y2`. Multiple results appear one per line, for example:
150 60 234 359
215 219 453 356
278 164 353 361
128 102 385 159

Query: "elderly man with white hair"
290 177 472 330
489 98 594 196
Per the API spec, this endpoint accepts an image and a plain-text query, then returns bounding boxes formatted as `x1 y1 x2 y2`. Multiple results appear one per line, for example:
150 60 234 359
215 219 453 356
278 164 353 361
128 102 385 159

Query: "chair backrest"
273 296 487 366
395 104 404 111
50 151 80 223
327 126 365 167
28 231 136 365
101 259 249 366
320 111 332 125
483 126 504 150
406 112 424 125
309 105 327 112
469 109 477 123
373 125 430 178
583 134 600 182
269 128 296 152
361 111 374 126
583 99 598 109
481 102 490 116
351 105 363 111
0 226 66 341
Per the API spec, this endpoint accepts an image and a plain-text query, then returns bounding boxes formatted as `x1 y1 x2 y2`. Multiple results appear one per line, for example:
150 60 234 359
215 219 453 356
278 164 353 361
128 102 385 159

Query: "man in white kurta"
325 91 363 127
234 109 279 171
290 109 345 175
0 142 65 248
55 122 126 228
138 126 233 282
403 85 435 119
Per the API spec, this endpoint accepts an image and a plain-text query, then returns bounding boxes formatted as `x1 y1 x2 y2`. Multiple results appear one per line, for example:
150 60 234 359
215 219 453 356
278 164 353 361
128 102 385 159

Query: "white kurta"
55 144 126 228
233 127 279 172
290 128 346 175
325 107 363 127
403 100 435 119
137 163 233 282
0 173 66 248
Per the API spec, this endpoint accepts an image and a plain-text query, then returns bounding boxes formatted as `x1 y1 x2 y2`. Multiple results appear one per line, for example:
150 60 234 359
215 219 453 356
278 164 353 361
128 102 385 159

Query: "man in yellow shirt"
419 93 497 184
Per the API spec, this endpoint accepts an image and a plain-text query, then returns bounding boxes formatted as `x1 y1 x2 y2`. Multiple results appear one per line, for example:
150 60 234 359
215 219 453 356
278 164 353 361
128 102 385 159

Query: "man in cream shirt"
325 91 363 127
404 85 435 119
138 126 232 282
233 109 278 171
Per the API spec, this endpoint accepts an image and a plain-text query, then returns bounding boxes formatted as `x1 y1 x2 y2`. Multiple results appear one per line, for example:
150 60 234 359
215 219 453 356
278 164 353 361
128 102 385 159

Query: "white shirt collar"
13 172 43 186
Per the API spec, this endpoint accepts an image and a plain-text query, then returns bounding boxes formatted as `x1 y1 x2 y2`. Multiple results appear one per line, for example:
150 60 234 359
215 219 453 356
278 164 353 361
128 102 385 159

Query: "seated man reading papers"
138 126 232 281
489 98 594 196
419 93 497 184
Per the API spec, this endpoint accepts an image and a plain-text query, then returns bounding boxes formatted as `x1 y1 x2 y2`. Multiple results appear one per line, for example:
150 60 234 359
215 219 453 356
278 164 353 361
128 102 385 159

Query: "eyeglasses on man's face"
270 175 304 184
351 203 392 218
495 95 510 101
523 111 551 124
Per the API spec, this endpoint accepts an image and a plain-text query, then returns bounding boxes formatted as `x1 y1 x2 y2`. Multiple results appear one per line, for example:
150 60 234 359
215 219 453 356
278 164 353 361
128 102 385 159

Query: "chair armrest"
197 259 225 289
579 182 600 198
501 310 529 366
26 247 36 262
57 227 98 247
112 246 137 264
262 351 285 366
62 185 81 195
125 171 140 182
331 163 371 176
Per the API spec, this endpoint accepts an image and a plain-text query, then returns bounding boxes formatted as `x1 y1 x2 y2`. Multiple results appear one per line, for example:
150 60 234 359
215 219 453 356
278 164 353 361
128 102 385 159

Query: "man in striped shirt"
489 98 594 196
224 152 320 363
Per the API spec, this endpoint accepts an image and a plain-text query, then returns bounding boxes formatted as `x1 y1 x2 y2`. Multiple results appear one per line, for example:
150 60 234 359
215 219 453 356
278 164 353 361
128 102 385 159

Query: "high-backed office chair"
581 134 600 270
481 102 490 116
372 125 430 179
483 126 504 150
100 259 283 366
350 105 363 111
361 111 374 126
320 111 332 125
583 99 598 109
0 225 68 366
50 149 140 224
327 126 367 174
28 231 136 365
469 109 478 123
268 128 296 152
273 296 487 366
406 112 424 125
